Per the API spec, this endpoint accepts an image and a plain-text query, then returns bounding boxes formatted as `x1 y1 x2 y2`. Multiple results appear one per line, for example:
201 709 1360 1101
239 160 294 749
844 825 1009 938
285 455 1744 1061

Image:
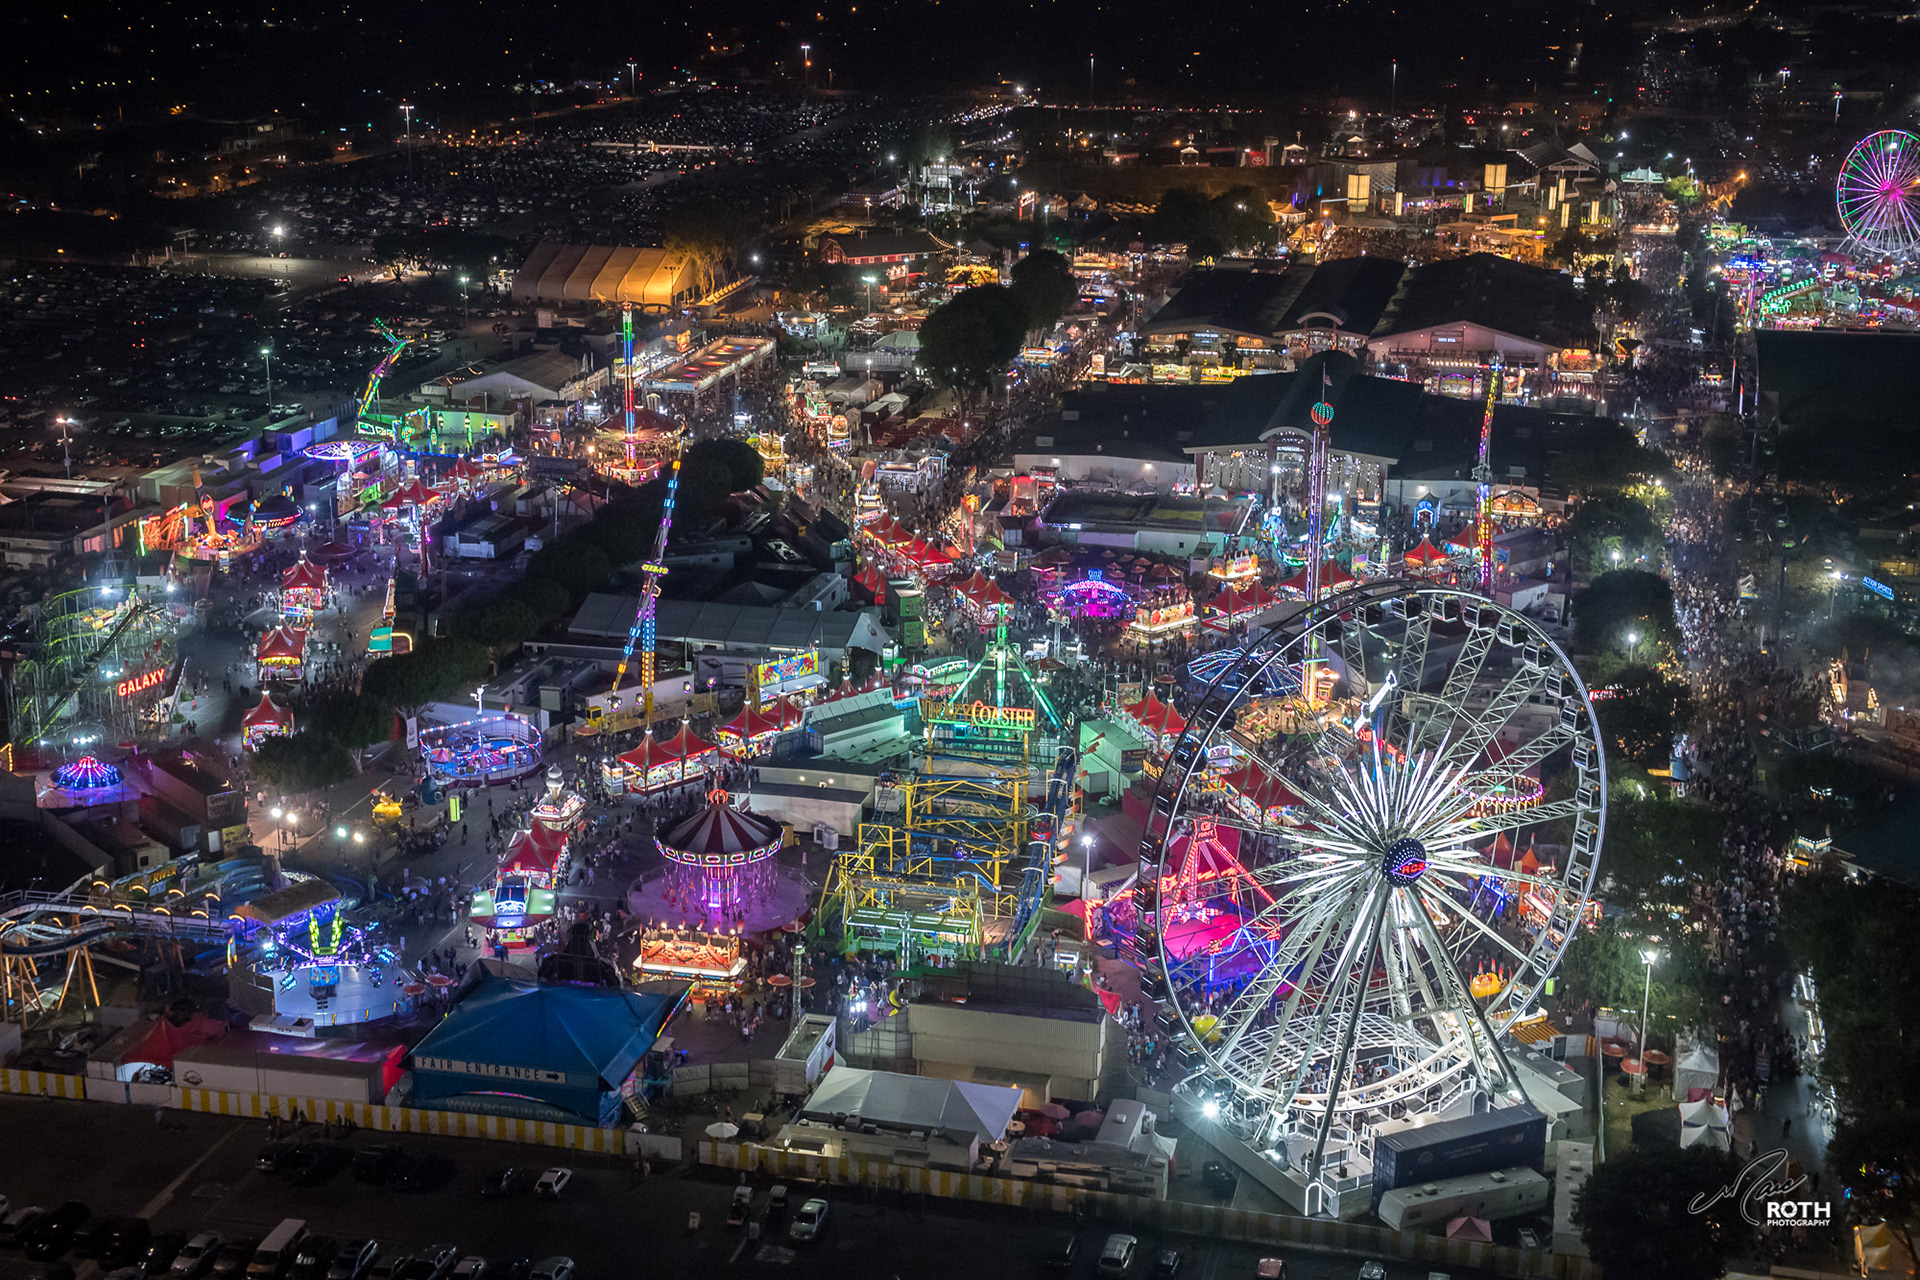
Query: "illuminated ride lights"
1462 772 1546 816
612 443 682 721
53 756 122 790
1125 586 1606 1180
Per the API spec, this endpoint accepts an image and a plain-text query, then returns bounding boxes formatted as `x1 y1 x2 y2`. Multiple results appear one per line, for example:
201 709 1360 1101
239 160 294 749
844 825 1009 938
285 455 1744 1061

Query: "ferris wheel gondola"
1130 584 1606 1190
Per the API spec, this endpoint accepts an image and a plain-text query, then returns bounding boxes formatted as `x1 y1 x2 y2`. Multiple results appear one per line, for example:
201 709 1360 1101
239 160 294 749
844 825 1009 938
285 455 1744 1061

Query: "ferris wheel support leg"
1407 897 1527 1108
1306 889 1392 1181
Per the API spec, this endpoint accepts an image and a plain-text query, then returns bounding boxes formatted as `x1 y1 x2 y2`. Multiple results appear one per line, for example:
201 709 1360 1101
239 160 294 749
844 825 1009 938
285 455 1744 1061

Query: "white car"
528 1260 572 1280
788 1198 829 1242
1097 1234 1137 1276
533 1168 572 1200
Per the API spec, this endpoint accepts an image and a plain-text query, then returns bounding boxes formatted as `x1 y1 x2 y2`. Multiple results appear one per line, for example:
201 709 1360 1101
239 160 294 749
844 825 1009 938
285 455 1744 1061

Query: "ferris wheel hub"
1382 836 1430 885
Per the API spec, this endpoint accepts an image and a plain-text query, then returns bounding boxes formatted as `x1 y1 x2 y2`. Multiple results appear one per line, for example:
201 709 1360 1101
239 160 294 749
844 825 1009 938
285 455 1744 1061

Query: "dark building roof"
1755 330 1920 432
1142 265 1309 339
819 231 948 263
1143 258 1407 342
1276 255 1408 336
1372 253 1595 350
1182 351 1424 460
1014 385 1210 464
1390 399 1617 486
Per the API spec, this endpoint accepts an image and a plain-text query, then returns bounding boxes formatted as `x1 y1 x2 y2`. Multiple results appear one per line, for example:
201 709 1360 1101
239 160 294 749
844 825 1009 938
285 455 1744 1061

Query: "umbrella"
426 974 456 988
1644 1049 1673 1067
705 1122 740 1140
767 973 793 987
401 983 428 996
1039 1102 1071 1120
1072 1110 1106 1128
798 976 816 989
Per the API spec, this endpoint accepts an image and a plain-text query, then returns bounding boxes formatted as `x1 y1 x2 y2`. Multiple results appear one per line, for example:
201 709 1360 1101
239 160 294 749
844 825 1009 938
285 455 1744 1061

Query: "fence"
696 1141 1601 1280
0 1070 670 1158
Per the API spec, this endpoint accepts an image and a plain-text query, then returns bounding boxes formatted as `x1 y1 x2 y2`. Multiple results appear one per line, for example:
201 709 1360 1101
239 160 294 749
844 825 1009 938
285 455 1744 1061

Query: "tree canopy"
1546 423 1668 497
359 637 491 713
917 284 1024 410
1601 793 1723 914
1592 661 1693 766
1573 568 1681 656
1559 918 1715 1052
249 730 354 795
1573 1143 1749 1280
1009 248 1078 336
1146 186 1277 255
1567 491 1663 579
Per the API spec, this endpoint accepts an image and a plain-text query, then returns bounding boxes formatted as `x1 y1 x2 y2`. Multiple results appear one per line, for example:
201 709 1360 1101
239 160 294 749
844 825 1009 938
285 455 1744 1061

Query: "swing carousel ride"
1100 584 1605 1205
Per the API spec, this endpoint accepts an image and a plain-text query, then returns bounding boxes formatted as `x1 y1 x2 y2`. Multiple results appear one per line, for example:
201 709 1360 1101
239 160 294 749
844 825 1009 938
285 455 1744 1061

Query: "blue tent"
409 970 685 1126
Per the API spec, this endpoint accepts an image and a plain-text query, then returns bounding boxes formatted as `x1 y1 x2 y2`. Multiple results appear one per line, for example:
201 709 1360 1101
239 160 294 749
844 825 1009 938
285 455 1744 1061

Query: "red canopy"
1213 581 1281 615
1280 562 1357 594
1124 692 1187 738
854 565 889 597
719 699 803 746
867 516 913 547
380 479 440 509
1220 763 1302 810
125 1014 227 1071
960 570 1011 610
307 539 356 563
242 693 293 729
616 724 718 773
281 556 328 592
1403 537 1448 567
444 457 488 482
501 824 567 876
256 626 308 661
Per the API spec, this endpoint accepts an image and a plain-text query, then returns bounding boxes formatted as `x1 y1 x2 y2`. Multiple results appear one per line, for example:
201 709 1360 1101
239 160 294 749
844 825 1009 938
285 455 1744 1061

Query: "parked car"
495 1262 530 1280
450 1259 486 1280
287 1236 338 1280
209 1237 257 1280
1254 1260 1288 1280
170 1233 225 1278
478 1169 520 1200
256 1143 302 1174
765 1186 789 1218
366 1254 413 1280
405 1248 458 1280
788 1199 828 1243
71 1217 118 1261
389 1157 450 1194
101 1219 153 1266
526 1260 571 1280
323 1241 380 1280
1043 1233 1080 1271
726 1188 752 1228
1151 1248 1184 1279
248 1220 310 1280
352 1147 403 1184
1096 1233 1137 1277
143 1231 189 1275
1 1208 48 1250
1201 1161 1238 1198
287 1147 349 1188
1357 1265 1386 1280
532 1169 571 1201
23 1202 93 1261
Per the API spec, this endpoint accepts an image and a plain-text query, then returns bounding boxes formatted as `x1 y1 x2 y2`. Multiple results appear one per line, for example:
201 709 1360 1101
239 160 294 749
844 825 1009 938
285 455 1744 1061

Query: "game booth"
420 712 544 788
627 784 810 938
255 626 308 684
716 699 805 758
470 830 564 954
602 724 718 796
242 694 294 750
280 555 329 623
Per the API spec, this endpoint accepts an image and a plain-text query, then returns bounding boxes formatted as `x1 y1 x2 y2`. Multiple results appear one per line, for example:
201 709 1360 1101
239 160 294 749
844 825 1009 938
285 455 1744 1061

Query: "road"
0 1096 1488 1280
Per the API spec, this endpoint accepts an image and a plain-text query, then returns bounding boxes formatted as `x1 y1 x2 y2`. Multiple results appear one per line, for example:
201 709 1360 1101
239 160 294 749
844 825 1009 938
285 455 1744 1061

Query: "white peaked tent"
1855 1223 1917 1278
799 1065 1023 1145
1677 1098 1731 1150
1674 1042 1721 1096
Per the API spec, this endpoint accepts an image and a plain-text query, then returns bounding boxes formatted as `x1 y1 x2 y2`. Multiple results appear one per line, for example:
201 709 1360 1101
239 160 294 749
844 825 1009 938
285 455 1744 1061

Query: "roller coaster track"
10 598 160 751
0 890 230 958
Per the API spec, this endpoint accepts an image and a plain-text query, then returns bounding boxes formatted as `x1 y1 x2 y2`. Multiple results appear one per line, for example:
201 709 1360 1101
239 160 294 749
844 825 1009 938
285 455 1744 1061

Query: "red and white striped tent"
1279 562 1357 595
1121 691 1187 745
657 792 785 862
256 626 308 662
241 693 294 749
717 699 804 757
613 724 718 792
501 823 568 879
281 555 328 593
1402 537 1449 570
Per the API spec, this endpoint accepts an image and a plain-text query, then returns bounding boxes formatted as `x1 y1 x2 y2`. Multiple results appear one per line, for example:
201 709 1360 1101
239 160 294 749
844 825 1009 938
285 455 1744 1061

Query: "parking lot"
0 1096 1490 1280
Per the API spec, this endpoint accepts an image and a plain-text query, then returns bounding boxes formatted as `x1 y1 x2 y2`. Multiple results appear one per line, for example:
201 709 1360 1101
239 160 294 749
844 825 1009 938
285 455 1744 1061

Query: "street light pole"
1637 947 1659 1093
262 346 274 413
1626 629 1640 664
400 103 415 184
626 61 637 101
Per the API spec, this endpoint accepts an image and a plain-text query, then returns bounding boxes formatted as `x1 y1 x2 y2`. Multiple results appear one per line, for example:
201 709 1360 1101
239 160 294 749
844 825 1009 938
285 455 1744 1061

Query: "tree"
1567 491 1663 579
299 689 394 773
1573 1144 1750 1280
360 638 492 717
1593 662 1693 766
249 731 354 795
1547 423 1667 497
1009 248 1078 336
685 437 765 494
447 597 538 648
1601 793 1722 912
502 575 571 624
1573 568 1681 655
527 540 613 596
917 284 1024 415
1559 919 1715 1051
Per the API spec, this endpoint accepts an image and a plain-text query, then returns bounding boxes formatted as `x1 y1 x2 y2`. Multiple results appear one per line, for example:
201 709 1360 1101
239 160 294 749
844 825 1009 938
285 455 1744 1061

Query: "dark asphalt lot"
0 1095 1491 1280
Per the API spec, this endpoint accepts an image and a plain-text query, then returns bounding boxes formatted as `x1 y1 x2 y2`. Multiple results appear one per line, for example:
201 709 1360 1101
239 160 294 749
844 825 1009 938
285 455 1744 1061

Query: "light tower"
621 302 638 473
612 444 683 722
1475 357 1503 595
1304 366 1335 603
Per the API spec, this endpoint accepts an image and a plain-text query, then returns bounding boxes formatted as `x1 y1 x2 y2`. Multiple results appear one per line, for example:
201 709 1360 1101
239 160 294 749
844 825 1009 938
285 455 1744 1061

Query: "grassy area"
1601 1074 1673 1157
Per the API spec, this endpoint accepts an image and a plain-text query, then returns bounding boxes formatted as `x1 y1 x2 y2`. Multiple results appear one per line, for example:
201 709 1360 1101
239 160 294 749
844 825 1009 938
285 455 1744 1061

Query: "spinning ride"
419 713 543 787
1124 585 1604 1197
1837 130 1920 260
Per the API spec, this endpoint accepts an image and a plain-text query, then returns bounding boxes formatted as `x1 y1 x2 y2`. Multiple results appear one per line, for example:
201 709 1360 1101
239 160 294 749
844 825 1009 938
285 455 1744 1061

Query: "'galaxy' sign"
117 668 167 698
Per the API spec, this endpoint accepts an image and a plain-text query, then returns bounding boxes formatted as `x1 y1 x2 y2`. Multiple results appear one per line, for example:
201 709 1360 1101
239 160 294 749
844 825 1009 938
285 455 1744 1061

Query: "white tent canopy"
800 1065 1023 1144
1674 1041 1721 1096
1856 1223 1917 1278
1677 1098 1731 1150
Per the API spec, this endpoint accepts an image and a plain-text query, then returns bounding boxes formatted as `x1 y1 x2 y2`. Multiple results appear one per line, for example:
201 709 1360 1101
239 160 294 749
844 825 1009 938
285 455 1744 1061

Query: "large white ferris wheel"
1126 584 1605 1195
